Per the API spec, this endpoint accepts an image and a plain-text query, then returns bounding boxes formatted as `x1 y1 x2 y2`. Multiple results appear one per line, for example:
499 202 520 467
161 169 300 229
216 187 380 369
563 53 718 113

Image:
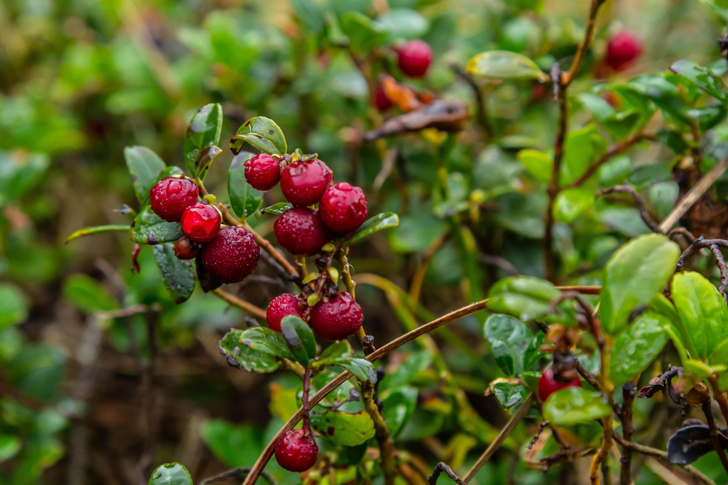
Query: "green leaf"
261 202 293 215
184 103 223 176
338 358 375 381
517 149 552 183
487 276 574 324
377 9 429 40
0 284 28 331
148 463 193 485
520 371 541 395
389 213 447 253
63 274 118 313
228 152 264 220
0 434 21 463
130 206 184 245
124 146 166 205
671 271 728 360
484 314 534 376
699 0 728 24
543 388 611 426
230 117 287 156
598 234 680 335
317 340 352 365
310 409 375 446
344 212 400 246
340 12 388 52
561 125 606 186
240 327 292 360
466 51 548 81
65 224 129 244
281 315 316 366
218 329 280 373
670 60 727 101
609 312 670 388
153 243 195 304
194 145 223 182
0 151 50 205
381 350 433 392
490 380 529 409
382 387 417 437
200 419 264 468
554 187 595 223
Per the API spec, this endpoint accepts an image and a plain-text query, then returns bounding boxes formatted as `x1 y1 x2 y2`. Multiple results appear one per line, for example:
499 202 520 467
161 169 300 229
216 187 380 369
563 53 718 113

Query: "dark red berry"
319 182 368 234
310 292 363 341
274 208 330 256
274 429 318 473
200 226 260 283
149 177 198 222
397 40 433 78
605 30 643 71
280 159 333 207
538 367 582 402
173 236 198 260
374 83 393 111
267 293 305 332
244 153 281 191
181 203 221 243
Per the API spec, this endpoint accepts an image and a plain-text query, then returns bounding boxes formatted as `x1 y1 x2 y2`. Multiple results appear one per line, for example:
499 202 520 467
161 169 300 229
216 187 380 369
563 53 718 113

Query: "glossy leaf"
490 380 529 408
230 116 287 156
310 409 375 446
484 314 534 376
517 149 552 183
184 103 223 176
466 51 548 81
317 340 352 365
671 271 728 360
240 327 292 360
667 425 728 465
218 329 280 373
598 234 680 335
130 206 184 245
280 315 316 367
338 358 375 381
344 212 400 246
153 243 195 304
554 187 595 223
382 387 418 437
340 12 388 52
0 284 28 330
377 8 428 40
261 202 293 215
487 276 574 324
228 151 263 220
543 388 611 426
124 146 166 205
65 224 129 243
63 274 118 313
148 463 193 485
609 312 670 387
194 145 223 182
561 125 606 185
670 60 726 101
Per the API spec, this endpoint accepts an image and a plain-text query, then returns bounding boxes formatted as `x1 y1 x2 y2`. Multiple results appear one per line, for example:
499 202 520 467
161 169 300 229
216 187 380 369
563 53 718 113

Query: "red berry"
267 293 305 332
538 367 582 402
244 153 281 191
374 83 393 111
319 182 368 234
280 159 333 207
149 177 199 222
274 208 330 256
181 203 221 243
605 30 643 71
172 236 199 260
274 429 318 473
310 292 363 341
201 226 260 283
397 40 433 78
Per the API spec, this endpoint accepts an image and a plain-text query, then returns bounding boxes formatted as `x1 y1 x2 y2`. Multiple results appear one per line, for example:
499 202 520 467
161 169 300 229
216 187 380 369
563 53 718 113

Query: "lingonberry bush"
5 1 728 485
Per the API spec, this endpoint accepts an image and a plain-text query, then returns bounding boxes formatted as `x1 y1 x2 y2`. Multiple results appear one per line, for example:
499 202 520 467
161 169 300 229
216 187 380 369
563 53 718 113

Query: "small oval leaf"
124 146 166 205
609 312 669 388
184 103 223 176
466 51 548 81
153 242 195 304
130 207 184 245
230 117 287 156
218 329 280 373
344 212 399 246
261 202 293 216
280 315 316 367
542 387 611 426
148 463 193 485
228 152 264 220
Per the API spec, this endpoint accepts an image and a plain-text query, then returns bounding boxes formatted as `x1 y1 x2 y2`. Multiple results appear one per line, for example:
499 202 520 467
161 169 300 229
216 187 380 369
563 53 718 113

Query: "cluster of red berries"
244 153 368 342
149 177 259 283
376 39 434 111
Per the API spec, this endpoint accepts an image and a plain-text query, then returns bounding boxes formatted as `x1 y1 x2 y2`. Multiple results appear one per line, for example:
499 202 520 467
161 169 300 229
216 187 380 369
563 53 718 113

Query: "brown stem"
429 462 466 485
212 289 267 319
564 0 608 86
709 245 728 303
596 185 663 234
361 382 397 485
708 375 728 427
619 382 636 485
701 399 728 474
409 230 450 302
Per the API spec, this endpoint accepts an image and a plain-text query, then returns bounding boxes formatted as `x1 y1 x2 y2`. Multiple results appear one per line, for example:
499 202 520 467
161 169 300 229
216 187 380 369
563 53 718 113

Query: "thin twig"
451 64 491 138
709 245 728 302
461 394 534 482
479 254 519 276
596 185 662 233
429 462 466 485
701 399 728 474
708 375 728 429
212 289 267 319
619 382 637 485
564 0 608 86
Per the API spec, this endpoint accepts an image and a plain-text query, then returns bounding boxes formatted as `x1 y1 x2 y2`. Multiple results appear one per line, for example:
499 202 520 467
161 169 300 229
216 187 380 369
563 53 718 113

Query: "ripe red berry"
172 236 199 260
605 30 643 71
267 293 305 332
319 183 368 234
274 208 330 256
274 429 318 473
538 367 582 402
149 177 198 222
374 83 393 111
310 292 363 341
181 203 221 243
244 153 281 191
397 40 433 78
280 159 333 207
200 226 260 283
